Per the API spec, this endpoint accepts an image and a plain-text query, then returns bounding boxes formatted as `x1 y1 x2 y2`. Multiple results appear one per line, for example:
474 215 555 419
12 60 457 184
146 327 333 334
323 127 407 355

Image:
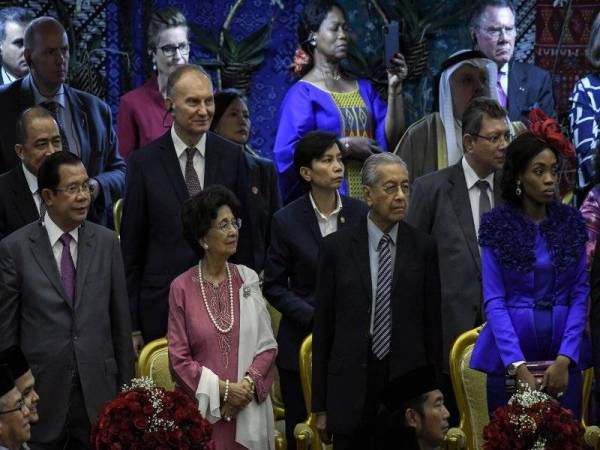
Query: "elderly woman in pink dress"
168 185 277 450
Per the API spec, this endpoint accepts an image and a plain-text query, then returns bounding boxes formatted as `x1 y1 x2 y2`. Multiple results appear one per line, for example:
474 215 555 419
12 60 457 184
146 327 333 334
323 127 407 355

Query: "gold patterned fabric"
330 89 372 199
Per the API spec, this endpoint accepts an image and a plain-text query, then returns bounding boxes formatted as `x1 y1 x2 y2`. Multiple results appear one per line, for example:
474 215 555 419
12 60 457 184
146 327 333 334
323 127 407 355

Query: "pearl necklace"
198 261 234 334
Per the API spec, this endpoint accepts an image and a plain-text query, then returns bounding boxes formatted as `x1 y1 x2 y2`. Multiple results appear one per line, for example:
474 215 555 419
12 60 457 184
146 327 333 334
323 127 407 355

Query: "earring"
309 34 317 47
515 180 522 197
201 241 208 250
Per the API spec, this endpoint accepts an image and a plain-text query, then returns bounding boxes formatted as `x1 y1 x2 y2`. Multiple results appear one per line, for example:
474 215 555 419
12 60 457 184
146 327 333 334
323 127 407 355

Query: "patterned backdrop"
6 1 599 159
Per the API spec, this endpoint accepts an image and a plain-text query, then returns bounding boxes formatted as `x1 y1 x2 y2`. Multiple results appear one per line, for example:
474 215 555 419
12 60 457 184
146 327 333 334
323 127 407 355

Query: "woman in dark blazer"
263 130 368 448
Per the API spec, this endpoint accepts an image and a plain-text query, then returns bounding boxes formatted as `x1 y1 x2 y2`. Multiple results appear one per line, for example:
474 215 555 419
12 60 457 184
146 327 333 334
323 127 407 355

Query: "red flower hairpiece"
527 107 574 158
290 48 311 77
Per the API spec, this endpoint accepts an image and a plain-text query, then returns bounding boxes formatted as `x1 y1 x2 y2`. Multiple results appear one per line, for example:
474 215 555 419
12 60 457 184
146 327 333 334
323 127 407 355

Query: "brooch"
243 286 251 298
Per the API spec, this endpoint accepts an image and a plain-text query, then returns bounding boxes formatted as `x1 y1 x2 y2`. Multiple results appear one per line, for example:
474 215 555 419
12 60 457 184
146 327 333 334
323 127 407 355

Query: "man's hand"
132 334 145 359
542 356 570 398
316 412 332 444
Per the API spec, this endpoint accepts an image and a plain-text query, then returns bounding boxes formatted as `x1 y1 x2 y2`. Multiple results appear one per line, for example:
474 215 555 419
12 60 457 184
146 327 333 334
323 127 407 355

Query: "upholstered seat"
448 326 600 450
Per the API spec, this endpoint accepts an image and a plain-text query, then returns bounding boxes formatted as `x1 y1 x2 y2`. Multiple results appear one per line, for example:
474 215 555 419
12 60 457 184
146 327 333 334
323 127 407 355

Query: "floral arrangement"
91 377 214 449
483 384 583 450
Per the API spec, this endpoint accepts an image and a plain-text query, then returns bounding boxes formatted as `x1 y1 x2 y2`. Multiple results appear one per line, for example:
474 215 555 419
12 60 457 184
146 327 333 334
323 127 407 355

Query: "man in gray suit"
0 151 134 449
405 97 509 421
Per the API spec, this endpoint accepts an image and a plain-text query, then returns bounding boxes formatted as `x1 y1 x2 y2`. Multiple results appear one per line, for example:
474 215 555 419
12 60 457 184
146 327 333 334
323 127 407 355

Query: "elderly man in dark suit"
469 0 556 121
0 17 125 226
406 97 509 423
0 106 61 239
312 152 442 450
121 64 253 355
0 151 134 449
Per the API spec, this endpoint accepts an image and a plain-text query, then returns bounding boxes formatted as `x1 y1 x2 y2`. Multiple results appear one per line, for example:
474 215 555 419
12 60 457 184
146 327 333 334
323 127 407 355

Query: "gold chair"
448 326 600 450
137 337 175 390
112 198 123 238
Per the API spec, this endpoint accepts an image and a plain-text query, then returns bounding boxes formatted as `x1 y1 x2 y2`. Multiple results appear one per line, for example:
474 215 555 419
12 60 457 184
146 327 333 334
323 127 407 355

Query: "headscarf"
436 50 498 166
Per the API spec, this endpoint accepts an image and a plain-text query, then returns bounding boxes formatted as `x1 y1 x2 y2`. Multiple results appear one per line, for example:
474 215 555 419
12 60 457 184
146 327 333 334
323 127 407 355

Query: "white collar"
21 163 38 195
309 190 342 219
367 213 398 247
462 157 495 191
1 65 16 83
43 213 79 247
171 126 206 159
498 63 509 75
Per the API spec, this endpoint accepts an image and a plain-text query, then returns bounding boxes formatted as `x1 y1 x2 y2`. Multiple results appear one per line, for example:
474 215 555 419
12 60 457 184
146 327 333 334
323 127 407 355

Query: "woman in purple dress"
168 186 277 450
470 130 592 419
273 0 407 204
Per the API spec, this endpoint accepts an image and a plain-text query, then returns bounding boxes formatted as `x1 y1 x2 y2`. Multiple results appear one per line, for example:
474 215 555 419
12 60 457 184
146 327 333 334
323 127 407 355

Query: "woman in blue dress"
470 125 592 419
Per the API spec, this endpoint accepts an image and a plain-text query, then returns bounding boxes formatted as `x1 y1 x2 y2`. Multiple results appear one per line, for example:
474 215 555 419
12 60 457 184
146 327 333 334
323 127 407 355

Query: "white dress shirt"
462 157 495 236
44 213 79 273
22 163 43 214
1 65 16 84
309 191 342 237
171 126 206 188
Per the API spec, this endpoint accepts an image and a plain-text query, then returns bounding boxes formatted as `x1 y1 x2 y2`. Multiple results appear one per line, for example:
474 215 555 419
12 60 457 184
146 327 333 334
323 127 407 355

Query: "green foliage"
190 22 272 67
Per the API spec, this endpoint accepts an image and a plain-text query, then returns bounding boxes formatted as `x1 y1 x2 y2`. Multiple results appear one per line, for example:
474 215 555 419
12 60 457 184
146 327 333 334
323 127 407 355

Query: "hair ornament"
291 47 311 78
527 108 574 158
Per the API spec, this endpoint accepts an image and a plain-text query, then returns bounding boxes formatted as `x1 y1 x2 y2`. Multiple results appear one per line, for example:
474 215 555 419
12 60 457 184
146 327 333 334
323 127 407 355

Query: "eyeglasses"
53 181 91 196
380 184 409 196
0 397 27 415
214 218 242 233
158 42 190 57
480 26 516 40
472 132 512 145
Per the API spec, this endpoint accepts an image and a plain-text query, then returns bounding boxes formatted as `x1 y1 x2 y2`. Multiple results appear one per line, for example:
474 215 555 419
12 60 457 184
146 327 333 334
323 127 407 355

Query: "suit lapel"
204 133 219 187
65 88 91 167
507 62 526 120
28 223 72 308
158 133 188 203
493 171 502 207
12 167 39 223
447 164 481 272
390 222 411 295
74 224 96 310
301 194 324 246
351 219 372 304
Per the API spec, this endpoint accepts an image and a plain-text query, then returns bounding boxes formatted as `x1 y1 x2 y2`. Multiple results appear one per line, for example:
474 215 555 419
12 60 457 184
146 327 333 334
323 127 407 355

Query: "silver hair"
361 152 407 187
587 12 600 69
0 7 34 42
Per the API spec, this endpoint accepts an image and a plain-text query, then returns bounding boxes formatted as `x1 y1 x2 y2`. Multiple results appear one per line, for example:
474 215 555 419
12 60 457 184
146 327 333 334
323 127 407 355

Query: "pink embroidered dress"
168 264 276 449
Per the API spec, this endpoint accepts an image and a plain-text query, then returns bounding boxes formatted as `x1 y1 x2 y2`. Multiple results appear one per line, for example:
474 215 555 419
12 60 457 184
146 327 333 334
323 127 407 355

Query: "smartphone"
383 21 400 68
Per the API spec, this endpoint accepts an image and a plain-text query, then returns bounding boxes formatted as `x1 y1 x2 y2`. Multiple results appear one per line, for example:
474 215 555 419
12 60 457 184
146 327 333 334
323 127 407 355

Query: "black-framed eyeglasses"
214 218 242 233
472 132 512 145
53 181 91 196
159 42 190 57
0 397 26 415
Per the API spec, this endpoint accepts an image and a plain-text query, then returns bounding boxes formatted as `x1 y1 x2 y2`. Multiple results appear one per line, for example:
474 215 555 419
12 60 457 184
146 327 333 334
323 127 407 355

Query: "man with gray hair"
0 7 34 85
312 153 442 449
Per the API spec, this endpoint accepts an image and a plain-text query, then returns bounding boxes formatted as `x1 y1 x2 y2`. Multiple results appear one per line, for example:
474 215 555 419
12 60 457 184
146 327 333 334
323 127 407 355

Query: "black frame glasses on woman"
0 397 27 415
159 42 190 57
472 132 512 145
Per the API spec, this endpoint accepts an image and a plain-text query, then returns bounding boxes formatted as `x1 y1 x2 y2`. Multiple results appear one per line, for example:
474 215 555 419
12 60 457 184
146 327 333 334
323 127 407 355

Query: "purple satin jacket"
470 203 592 375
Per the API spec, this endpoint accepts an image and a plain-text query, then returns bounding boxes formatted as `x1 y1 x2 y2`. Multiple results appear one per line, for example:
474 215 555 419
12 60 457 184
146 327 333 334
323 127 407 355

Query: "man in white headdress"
394 50 500 181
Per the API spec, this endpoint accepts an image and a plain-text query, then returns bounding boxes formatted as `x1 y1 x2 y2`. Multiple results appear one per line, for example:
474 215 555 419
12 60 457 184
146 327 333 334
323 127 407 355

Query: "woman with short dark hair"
470 117 591 418
168 185 277 450
263 130 368 448
117 7 190 159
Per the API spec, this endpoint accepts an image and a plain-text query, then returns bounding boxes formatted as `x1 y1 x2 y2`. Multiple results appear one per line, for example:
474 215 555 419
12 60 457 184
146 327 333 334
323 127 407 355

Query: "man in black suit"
0 17 125 226
0 106 61 238
121 64 252 354
312 153 442 449
469 0 556 121
406 97 508 423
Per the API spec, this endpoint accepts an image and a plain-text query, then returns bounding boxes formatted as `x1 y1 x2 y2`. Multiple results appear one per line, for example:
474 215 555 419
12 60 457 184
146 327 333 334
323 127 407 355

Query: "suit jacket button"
73 335 79 341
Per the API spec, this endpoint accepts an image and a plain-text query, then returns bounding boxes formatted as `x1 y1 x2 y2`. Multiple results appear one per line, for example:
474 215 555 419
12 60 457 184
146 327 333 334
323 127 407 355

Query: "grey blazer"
0 220 134 442
406 162 502 369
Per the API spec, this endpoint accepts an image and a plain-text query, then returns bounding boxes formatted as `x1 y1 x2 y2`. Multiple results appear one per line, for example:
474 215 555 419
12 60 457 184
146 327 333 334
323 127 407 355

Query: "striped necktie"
41 101 71 154
372 233 393 359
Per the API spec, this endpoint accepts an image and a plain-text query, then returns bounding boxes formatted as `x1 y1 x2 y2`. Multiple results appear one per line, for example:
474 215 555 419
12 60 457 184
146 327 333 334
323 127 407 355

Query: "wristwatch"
507 360 526 376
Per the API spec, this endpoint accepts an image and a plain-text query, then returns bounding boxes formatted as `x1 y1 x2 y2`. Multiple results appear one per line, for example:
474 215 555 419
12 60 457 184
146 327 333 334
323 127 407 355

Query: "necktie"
41 101 71 154
372 233 393 359
496 72 507 108
36 190 46 219
184 147 202 196
476 180 491 218
59 234 76 303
